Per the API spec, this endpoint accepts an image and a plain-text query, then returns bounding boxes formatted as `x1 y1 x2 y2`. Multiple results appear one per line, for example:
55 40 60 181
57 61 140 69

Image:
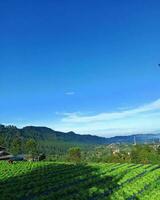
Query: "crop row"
0 162 160 200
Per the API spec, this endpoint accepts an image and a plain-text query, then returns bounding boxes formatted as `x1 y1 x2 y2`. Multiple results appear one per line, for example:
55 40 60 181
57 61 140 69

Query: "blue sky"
1 0 160 137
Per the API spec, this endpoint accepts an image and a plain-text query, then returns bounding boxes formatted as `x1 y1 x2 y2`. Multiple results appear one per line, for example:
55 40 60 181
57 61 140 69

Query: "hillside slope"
0 125 108 145
0 124 160 146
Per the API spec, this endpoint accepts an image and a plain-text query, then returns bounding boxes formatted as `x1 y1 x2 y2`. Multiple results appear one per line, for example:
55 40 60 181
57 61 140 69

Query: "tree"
38 153 46 161
68 147 81 163
0 136 5 146
10 137 22 156
130 145 158 164
157 145 160 155
25 139 38 160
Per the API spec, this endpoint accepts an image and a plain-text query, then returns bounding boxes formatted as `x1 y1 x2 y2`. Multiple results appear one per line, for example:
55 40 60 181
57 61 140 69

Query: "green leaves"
25 139 38 160
67 147 81 163
0 161 160 200
10 136 22 156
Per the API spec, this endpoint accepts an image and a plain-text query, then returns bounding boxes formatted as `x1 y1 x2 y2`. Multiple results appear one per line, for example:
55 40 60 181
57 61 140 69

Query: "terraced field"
0 161 160 200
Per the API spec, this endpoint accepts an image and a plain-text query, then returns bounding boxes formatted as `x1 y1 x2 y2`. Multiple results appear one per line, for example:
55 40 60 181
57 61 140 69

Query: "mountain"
107 133 160 144
0 124 111 154
0 124 160 147
21 126 109 144
21 128 160 144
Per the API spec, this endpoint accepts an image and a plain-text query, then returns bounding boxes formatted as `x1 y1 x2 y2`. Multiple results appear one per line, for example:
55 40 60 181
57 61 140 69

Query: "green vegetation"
0 124 98 156
1 124 160 163
82 144 160 165
1 124 160 199
25 139 38 160
10 136 22 156
1 124 160 165
68 147 81 163
0 161 160 200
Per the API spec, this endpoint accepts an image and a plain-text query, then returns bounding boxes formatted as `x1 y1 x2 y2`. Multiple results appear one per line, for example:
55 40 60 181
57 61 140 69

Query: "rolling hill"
0 124 108 145
0 124 160 146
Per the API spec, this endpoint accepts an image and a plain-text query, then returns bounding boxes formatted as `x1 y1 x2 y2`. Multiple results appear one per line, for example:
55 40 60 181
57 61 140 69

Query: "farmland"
0 161 160 200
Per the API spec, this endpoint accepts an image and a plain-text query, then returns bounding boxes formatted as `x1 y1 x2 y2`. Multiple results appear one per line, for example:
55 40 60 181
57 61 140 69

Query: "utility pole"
133 136 136 145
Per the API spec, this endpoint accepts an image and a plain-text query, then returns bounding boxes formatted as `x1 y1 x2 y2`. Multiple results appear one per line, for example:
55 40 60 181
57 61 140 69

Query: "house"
112 148 120 155
0 146 13 160
0 146 25 161
108 144 120 155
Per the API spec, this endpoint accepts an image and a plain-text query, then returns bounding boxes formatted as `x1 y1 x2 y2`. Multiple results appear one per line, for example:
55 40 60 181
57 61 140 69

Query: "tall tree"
25 139 38 160
0 136 5 146
10 137 22 156
68 147 81 163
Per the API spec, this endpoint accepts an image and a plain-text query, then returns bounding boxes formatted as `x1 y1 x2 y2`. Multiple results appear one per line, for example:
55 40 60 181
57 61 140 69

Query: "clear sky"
1 0 160 137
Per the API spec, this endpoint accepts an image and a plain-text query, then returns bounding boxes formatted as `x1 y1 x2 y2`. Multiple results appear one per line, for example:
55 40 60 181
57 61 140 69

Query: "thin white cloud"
49 98 160 137
15 98 160 137
61 99 160 123
55 112 82 116
65 91 75 95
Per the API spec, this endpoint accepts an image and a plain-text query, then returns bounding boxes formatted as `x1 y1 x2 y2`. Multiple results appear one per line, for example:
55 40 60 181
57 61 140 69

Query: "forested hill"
0 124 108 145
0 124 160 146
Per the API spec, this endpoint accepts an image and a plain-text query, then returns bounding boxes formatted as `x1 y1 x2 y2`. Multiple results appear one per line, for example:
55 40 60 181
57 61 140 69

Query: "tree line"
1 133 160 164
0 135 38 159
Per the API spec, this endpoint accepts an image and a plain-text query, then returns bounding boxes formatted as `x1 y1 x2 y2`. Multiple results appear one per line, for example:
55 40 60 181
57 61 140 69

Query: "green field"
0 161 160 200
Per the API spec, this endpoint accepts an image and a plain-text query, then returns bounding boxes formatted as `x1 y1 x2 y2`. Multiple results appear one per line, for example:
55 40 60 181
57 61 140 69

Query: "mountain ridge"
0 124 160 145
